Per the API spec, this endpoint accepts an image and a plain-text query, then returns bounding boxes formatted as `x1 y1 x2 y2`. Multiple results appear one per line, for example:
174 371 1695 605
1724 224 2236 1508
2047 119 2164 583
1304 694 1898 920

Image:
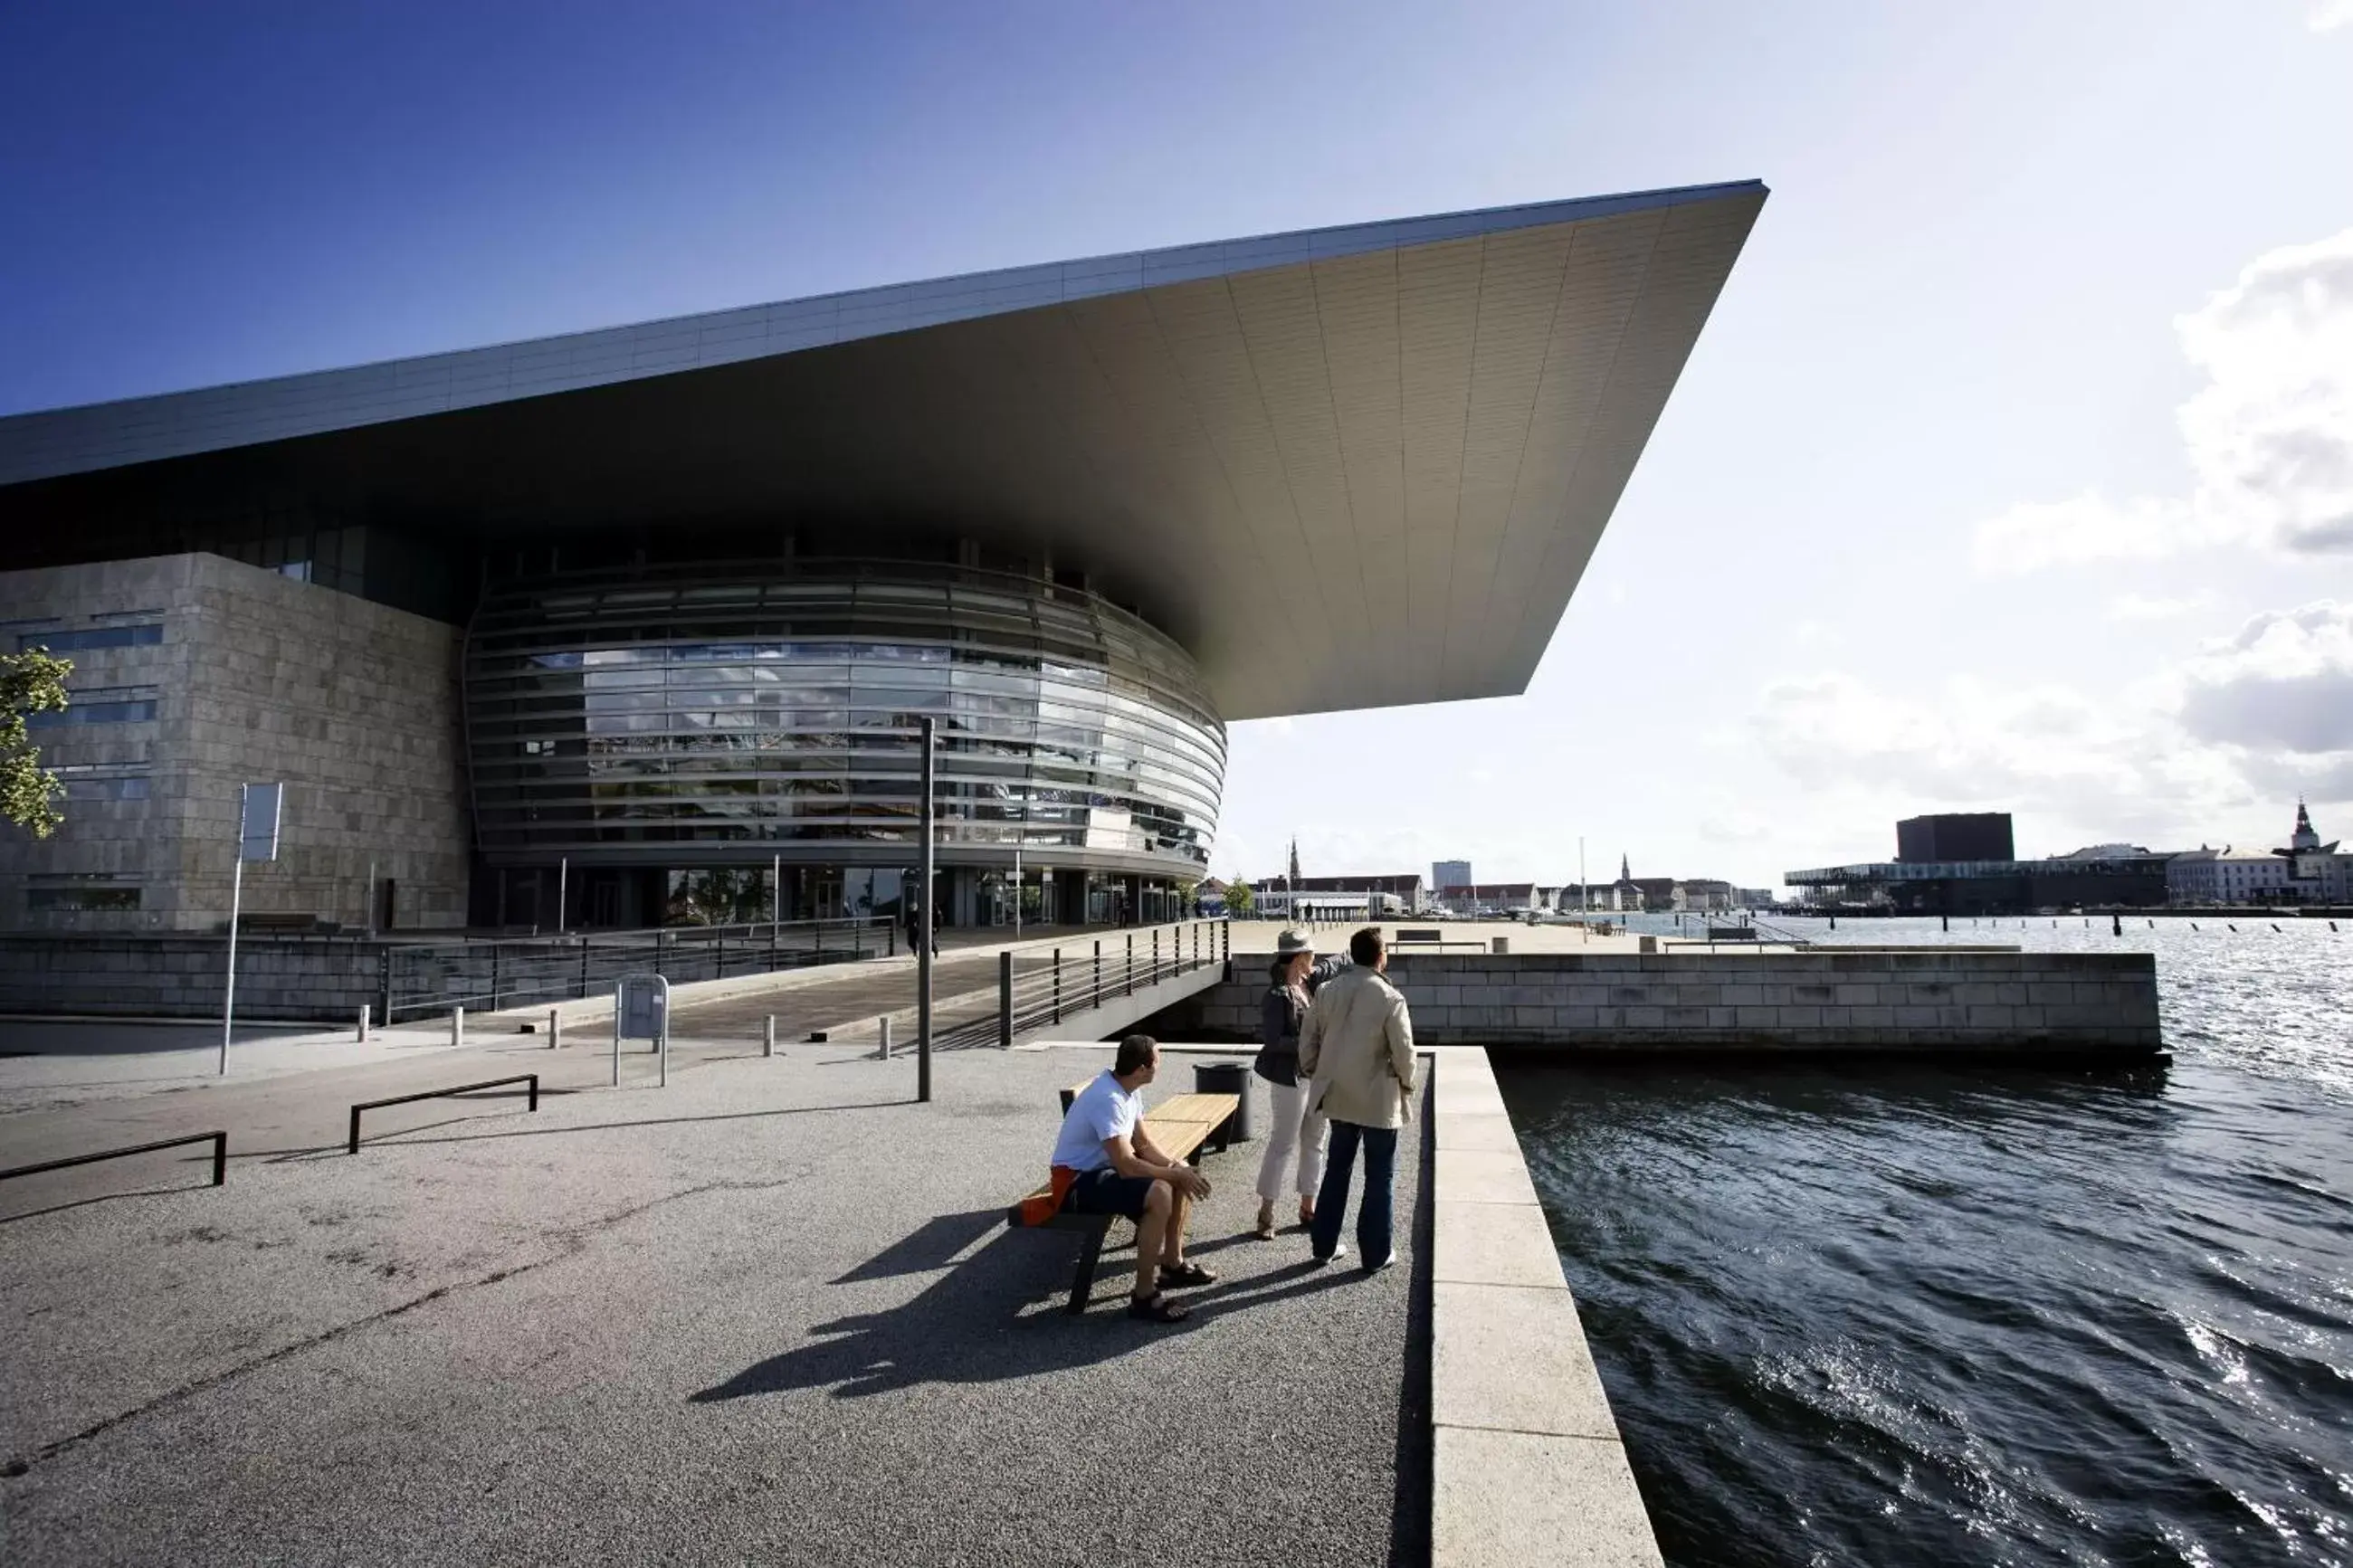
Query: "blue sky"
5 0 2348 889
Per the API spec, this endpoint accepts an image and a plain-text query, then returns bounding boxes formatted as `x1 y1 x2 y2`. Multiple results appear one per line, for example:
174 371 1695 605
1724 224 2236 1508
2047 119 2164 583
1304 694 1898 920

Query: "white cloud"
2105 592 2212 622
2177 600 2353 755
1749 670 2171 811
1746 607 2353 850
2310 0 2353 31
1972 493 2212 573
1974 229 2353 573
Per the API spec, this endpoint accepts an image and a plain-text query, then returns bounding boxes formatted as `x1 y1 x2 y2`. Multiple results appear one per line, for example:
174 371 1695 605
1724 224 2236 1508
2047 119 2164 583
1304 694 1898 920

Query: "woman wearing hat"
1251 929 1347 1240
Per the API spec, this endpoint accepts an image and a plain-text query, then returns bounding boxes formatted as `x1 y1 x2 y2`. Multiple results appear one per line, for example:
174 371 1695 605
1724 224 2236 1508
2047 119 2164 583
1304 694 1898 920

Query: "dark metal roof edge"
1 179 1767 431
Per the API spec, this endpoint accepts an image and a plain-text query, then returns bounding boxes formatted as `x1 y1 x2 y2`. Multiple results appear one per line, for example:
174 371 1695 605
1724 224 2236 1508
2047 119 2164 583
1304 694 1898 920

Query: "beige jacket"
1298 965 1417 1128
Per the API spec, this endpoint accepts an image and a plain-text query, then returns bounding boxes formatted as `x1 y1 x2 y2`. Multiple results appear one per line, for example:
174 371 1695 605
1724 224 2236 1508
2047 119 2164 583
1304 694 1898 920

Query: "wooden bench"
1007 1081 1242 1314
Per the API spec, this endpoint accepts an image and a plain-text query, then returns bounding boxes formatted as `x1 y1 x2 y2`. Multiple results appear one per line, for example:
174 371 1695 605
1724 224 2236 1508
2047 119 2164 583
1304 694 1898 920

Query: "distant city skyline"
3 2 2346 893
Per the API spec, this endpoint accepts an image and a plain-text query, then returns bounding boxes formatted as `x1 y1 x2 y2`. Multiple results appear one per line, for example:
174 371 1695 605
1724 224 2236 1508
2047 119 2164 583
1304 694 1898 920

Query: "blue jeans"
1310 1119 1398 1265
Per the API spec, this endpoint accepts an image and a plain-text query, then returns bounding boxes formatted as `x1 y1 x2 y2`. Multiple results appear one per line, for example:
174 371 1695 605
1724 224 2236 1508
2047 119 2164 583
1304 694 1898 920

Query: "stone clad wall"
0 935 384 1022
174 553 468 930
0 552 468 933
1181 949 2164 1054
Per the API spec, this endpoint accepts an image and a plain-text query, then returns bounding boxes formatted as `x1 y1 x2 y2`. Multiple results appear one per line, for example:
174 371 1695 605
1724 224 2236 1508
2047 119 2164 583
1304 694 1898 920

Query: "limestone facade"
1179 948 2165 1053
0 552 468 932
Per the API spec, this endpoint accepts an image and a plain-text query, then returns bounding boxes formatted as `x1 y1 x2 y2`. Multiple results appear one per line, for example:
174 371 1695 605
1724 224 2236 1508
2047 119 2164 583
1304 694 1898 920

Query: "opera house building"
0 181 1764 934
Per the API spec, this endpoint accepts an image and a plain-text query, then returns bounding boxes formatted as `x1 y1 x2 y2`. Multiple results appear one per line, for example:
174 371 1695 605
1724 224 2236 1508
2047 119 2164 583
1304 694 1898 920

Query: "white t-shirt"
1051 1070 1143 1173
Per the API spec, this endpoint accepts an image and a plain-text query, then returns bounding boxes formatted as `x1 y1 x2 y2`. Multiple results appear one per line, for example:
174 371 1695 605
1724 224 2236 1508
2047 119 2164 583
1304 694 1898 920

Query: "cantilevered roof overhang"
0 180 1766 720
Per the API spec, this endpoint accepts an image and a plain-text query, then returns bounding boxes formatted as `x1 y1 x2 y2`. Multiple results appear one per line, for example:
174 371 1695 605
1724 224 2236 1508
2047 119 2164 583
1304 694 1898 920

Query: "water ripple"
1507 917 2353 1568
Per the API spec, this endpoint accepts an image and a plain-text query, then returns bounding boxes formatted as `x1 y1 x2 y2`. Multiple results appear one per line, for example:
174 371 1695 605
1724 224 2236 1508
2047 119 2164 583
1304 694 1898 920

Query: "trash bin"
1193 1060 1253 1143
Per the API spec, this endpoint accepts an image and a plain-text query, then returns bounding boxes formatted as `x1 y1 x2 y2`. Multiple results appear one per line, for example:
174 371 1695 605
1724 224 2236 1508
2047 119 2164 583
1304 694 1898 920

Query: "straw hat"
1274 928 1315 957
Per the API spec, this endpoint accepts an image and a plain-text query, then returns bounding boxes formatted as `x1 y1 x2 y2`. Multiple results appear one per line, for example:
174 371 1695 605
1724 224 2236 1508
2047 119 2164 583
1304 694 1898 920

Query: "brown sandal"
1128 1290 1189 1323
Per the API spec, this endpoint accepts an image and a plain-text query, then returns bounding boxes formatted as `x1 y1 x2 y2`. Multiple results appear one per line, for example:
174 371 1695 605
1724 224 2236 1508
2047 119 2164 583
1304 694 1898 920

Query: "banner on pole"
239 783 283 862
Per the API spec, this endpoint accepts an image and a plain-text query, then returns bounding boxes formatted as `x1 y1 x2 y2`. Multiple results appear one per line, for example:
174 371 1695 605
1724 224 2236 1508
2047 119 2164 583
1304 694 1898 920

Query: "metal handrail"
2 1130 228 1188
348 1074 541 1154
383 917 893 1021
937 919 1230 1050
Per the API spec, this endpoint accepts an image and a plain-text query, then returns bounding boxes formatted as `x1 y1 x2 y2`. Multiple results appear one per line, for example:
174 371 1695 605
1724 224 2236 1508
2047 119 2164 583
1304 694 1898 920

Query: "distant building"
1789 817 2172 913
1556 863 1737 914
2170 803 2353 906
1436 882 1555 917
1254 889 1405 922
1677 879 1736 913
2281 801 2353 903
2170 848 2290 906
1262 872 1425 914
1735 888 1777 909
1433 860 1472 896
1897 813 2015 863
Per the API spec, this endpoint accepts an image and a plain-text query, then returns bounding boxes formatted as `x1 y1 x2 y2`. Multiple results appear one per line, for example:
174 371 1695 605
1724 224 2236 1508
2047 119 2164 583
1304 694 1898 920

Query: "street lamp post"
918 716 935 1104
222 782 283 1076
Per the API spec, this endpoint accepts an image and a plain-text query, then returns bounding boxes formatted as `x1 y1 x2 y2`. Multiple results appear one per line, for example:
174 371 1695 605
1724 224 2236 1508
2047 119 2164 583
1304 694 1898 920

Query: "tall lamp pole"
222 782 282 1076
918 716 935 1104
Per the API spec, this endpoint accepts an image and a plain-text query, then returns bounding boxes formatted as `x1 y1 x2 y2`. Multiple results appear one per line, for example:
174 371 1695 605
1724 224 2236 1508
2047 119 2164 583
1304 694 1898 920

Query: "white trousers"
1256 1076 1329 1202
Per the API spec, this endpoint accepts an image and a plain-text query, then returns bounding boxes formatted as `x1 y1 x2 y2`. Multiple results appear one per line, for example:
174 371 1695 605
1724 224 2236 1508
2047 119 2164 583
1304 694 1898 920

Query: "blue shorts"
1062 1167 1155 1220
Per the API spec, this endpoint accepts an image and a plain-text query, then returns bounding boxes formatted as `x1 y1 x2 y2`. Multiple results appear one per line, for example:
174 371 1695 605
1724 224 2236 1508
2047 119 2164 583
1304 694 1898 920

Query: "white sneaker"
1311 1243 1348 1267
1361 1251 1397 1273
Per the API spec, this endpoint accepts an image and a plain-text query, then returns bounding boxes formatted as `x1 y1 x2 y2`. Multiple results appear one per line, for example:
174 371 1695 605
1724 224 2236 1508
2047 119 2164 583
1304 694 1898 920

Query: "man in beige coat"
1297 927 1417 1270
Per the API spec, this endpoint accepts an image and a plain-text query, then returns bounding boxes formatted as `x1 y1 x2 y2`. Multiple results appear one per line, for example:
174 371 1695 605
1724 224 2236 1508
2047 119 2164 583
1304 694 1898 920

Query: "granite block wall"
0 935 384 1022
1170 949 2164 1055
0 552 468 932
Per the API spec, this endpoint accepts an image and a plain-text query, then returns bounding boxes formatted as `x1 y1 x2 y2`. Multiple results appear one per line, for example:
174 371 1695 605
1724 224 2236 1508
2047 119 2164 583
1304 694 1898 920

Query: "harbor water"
1503 916 2353 1566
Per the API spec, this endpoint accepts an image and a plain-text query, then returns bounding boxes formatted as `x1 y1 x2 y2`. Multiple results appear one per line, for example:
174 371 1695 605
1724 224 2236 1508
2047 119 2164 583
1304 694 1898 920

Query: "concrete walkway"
1 1041 1427 1566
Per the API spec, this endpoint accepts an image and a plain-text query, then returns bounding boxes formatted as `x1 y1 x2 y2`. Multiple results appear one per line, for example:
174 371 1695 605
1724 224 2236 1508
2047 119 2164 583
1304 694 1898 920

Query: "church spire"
1289 836 1300 887
1618 852 1632 882
2291 798 2320 852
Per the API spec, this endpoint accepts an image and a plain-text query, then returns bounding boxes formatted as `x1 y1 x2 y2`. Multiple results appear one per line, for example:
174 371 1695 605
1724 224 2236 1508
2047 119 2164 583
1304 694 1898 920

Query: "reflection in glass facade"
463 563 1224 876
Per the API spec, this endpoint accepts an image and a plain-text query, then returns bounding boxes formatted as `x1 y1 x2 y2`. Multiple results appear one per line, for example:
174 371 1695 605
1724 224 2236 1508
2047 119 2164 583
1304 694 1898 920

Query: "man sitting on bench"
1050 1034 1217 1323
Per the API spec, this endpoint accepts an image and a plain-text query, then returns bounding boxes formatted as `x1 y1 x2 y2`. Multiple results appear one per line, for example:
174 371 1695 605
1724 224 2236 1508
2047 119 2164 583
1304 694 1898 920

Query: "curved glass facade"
462 562 1224 876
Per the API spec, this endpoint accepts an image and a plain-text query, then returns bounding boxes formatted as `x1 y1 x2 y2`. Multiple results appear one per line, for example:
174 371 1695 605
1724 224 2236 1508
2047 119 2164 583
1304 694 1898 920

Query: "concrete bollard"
764 1014 776 1058
879 1016 892 1060
549 1009 561 1049
452 1006 464 1047
357 1004 371 1043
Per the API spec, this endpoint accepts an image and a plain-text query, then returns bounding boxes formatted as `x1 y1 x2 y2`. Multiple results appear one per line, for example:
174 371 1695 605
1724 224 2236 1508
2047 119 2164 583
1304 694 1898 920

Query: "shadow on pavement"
255 1097 911 1163
832 1208 1004 1284
0 1177 213 1226
692 1227 1358 1402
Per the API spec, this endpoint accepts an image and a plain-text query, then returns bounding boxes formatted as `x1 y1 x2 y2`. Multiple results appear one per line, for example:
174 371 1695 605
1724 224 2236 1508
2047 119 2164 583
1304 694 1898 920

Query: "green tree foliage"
1225 879 1254 917
1 649 71 838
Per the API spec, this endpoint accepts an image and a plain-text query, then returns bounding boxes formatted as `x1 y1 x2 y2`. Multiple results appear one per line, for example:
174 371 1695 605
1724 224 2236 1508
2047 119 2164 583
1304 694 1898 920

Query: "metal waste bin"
1193 1060 1253 1143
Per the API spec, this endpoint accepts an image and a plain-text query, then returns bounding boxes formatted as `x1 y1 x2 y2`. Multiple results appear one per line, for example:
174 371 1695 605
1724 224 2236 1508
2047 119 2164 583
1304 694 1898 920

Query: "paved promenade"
1 1031 1427 1565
